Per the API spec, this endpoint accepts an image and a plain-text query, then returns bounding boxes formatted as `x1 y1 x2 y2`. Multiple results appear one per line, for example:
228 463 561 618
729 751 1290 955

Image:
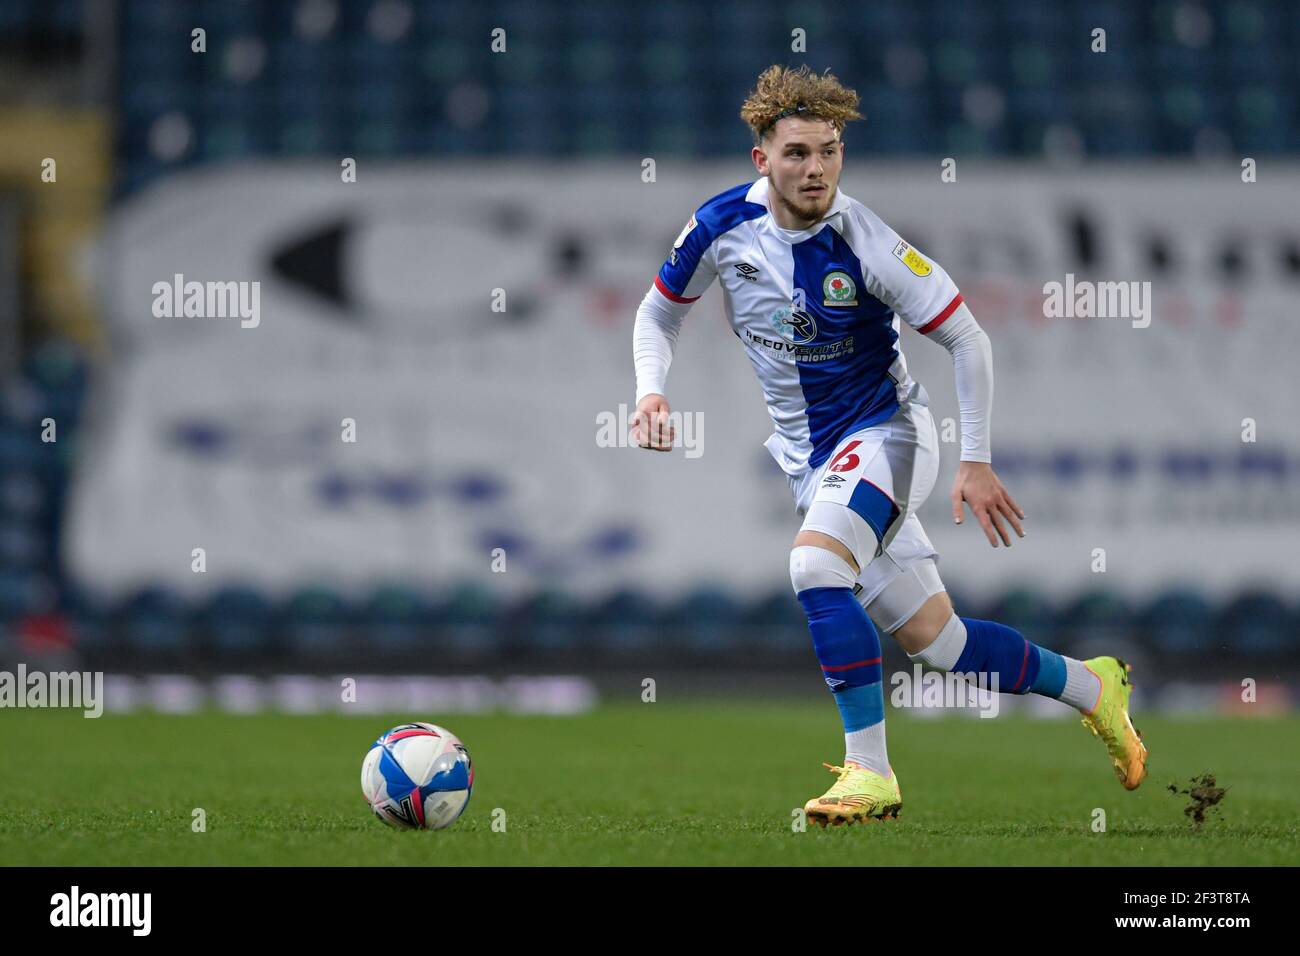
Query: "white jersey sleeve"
925 302 993 462
633 210 720 402
852 205 964 334
851 204 992 461
633 284 690 402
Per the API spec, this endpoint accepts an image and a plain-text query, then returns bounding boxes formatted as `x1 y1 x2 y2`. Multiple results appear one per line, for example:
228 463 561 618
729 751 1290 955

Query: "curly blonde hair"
739 64 863 145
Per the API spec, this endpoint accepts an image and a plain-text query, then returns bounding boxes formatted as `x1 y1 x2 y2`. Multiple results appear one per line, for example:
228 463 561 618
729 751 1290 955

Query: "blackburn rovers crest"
823 271 858 306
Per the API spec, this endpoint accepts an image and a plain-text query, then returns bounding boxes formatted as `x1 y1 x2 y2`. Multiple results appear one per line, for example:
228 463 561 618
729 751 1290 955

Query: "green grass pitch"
1 703 1296 865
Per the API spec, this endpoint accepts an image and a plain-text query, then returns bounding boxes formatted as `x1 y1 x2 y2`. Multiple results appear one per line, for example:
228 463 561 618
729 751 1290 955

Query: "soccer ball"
361 722 474 830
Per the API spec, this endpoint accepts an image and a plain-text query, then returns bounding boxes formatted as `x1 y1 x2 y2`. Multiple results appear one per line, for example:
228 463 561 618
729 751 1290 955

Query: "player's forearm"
633 284 687 402
927 302 993 463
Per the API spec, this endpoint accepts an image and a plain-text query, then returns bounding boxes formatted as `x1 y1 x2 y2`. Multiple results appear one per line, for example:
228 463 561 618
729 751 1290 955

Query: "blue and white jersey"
653 176 964 476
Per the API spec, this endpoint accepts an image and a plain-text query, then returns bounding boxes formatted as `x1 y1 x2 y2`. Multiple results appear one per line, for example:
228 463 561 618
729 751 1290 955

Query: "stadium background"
2 0 1298 717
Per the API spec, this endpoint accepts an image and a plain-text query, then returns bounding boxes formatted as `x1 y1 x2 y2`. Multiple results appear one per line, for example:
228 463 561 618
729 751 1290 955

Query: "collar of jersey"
748 177 851 243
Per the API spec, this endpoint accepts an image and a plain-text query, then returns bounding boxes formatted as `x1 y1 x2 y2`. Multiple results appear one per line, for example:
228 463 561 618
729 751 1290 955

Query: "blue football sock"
797 586 890 775
912 614 1102 710
953 617 1044 695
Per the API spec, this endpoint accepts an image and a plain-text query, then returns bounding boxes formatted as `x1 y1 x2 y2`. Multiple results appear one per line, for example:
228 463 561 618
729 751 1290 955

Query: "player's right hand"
951 460 1025 548
631 394 675 452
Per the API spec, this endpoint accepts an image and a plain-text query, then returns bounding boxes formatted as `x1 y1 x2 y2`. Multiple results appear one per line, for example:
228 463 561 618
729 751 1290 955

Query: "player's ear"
751 144 767 174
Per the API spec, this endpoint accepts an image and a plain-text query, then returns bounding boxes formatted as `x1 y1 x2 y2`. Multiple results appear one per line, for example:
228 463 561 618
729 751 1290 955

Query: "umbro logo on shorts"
821 474 847 488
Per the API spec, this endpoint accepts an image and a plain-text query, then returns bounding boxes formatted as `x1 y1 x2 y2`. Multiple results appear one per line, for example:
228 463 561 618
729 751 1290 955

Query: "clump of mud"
1167 773 1227 829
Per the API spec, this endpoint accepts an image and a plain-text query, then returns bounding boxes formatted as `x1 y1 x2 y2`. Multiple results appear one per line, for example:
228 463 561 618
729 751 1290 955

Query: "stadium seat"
0 520 46 571
435 584 503 656
0 426 44 473
506 589 585 654
585 589 660 656
101 0 1300 195
202 586 275 658
1059 591 1136 660
363 585 433 655
117 587 194 657
1139 588 1216 659
1217 592 1296 659
0 569 55 624
282 586 355 660
0 470 46 522
741 590 808 654
60 586 114 657
664 586 743 655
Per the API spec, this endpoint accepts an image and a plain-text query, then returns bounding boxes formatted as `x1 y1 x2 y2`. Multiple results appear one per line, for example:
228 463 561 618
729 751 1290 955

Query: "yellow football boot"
804 761 902 827
1080 656 1149 791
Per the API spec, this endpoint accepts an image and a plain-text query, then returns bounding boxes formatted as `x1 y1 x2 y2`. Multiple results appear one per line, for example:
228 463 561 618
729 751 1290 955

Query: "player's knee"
891 592 955 656
792 528 857 569
789 544 858 595
865 559 947 635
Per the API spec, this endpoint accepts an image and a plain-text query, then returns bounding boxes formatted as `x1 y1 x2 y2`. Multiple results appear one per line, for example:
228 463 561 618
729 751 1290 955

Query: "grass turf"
1 703 1296 865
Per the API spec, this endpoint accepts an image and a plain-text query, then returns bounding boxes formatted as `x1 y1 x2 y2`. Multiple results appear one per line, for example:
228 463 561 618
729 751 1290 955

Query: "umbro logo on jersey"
733 262 760 282
821 474 847 487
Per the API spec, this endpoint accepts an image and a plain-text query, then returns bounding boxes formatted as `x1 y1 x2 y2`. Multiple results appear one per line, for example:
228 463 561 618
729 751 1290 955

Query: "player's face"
753 117 844 228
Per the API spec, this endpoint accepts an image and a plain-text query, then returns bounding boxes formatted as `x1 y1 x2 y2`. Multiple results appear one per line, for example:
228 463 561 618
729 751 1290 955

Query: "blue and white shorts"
788 398 946 633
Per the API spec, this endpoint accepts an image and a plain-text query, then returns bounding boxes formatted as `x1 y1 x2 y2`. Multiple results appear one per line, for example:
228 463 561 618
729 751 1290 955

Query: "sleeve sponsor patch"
672 214 698 249
892 239 933 277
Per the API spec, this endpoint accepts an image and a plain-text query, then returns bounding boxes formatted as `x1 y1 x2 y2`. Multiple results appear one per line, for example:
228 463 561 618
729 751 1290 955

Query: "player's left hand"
951 461 1025 548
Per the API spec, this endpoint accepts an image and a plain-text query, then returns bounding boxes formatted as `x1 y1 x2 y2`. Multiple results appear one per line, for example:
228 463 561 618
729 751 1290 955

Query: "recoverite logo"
50 887 151 936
